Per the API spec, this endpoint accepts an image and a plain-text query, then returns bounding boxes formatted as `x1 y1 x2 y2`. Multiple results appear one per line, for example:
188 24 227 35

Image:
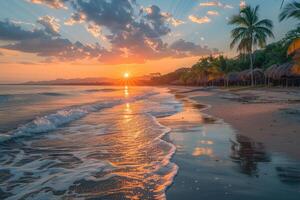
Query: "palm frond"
255 19 273 29
279 1 300 21
228 15 248 27
229 4 273 54
256 26 275 38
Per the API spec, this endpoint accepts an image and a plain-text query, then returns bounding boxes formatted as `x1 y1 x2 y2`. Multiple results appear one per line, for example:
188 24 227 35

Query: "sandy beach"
170 86 300 159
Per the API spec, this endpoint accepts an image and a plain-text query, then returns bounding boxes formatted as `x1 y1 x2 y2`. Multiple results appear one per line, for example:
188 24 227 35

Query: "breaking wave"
0 92 158 143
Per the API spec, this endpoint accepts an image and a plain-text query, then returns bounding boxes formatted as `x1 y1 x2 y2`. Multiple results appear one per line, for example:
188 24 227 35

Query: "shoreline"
162 87 300 200
170 86 300 160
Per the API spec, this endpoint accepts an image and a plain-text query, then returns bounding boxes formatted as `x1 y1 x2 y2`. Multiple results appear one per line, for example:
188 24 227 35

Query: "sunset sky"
0 0 296 83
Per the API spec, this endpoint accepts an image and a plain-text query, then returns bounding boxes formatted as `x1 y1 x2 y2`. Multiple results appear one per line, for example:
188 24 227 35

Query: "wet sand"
160 90 300 200
170 86 300 159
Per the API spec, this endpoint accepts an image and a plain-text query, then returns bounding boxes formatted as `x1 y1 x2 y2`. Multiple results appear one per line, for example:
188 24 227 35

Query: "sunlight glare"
123 72 130 79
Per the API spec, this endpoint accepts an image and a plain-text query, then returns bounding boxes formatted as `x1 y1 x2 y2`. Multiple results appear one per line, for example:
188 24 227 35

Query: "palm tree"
279 1 300 22
280 1 300 56
229 5 274 86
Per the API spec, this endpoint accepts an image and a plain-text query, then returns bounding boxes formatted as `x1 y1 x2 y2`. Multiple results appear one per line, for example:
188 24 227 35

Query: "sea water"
0 85 180 199
1 85 300 200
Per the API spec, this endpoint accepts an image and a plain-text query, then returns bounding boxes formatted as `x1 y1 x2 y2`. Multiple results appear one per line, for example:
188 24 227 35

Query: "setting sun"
123 72 130 79
1 1 300 199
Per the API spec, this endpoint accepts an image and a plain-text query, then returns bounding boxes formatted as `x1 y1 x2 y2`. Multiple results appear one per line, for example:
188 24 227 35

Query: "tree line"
151 1 300 87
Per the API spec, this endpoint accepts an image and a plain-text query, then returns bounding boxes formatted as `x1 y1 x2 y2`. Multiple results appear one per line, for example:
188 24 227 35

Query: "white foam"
0 92 158 143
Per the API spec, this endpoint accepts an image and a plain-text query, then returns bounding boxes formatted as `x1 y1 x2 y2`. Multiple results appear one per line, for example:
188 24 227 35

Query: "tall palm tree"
229 5 274 86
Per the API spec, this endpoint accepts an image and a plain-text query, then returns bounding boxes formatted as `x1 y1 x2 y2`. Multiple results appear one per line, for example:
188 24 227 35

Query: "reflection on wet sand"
192 147 214 157
276 166 300 185
230 134 271 176
165 92 300 200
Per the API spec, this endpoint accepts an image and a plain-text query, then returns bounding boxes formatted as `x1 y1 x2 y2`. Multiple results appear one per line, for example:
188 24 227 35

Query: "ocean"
1 85 300 200
0 85 181 199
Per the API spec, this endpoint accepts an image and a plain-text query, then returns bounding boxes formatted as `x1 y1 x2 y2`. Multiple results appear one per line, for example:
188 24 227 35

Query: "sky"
0 0 297 83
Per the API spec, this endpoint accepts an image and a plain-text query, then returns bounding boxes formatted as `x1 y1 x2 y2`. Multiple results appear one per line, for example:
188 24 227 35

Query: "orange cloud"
189 15 211 24
207 10 219 16
199 1 233 9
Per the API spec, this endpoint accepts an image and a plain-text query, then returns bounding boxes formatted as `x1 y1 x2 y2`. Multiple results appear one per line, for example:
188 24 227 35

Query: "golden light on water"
192 147 213 157
124 85 129 97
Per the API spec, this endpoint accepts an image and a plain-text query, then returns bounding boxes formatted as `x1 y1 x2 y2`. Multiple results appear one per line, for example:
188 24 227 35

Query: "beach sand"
170 86 300 159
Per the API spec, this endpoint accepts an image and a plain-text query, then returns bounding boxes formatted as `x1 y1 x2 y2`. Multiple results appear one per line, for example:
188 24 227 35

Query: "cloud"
64 12 86 25
168 17 185 26
207 10 219 16
37 15 60 36
0 19 102 61
224 5 234 9
85 23 107 41
4 38 103 61
9 20 36 27
3 0 219 64
189 15 211 24
70 1 173 62
200 1 222 7
156 11 185 27
170 39 218 57
29 0 68 9
0 20 46 41
72 0 136 34
199 1 233 9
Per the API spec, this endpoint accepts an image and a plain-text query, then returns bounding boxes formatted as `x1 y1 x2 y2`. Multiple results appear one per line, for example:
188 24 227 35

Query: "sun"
123 72 130 79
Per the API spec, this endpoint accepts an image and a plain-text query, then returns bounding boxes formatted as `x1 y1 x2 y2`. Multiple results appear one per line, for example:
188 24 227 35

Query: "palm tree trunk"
249 51 254 86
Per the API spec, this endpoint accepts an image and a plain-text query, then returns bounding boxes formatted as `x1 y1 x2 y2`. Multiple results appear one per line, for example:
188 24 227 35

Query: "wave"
84 88 119 93
0 94 11 103
38 92 66 96
0 92 158 143
0 93 65 104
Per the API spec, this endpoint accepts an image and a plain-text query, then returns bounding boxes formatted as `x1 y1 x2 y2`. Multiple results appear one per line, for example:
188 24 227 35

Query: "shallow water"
0 85 300 200
0 85 180 199
160 96 300 200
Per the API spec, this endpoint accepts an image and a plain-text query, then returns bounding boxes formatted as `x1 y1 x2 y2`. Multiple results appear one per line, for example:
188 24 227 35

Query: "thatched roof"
265 62 300 79
238 68 264 81
226 68 264 82
227 72 240 82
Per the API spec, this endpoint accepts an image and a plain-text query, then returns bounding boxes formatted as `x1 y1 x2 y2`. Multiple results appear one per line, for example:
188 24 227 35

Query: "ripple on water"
0 92 180 200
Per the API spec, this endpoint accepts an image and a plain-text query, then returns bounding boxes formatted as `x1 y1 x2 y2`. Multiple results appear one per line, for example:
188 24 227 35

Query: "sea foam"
0 92 157 143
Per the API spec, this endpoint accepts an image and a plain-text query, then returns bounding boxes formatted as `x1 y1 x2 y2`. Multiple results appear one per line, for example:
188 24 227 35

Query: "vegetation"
151 30 296 86
151 3 300 87
228 5 274 86
280 1 300 56
279 1 300 22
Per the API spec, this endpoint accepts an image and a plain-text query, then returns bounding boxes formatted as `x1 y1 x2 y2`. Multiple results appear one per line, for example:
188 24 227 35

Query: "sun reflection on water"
124 85 129 97
192 147 214 157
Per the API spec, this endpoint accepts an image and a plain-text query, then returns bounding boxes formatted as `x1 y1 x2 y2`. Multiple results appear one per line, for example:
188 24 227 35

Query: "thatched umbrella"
237 69 250 81
236 68 264 85
265 64 279 86
225 72 240 86
265 62 300 86
264 64 277 78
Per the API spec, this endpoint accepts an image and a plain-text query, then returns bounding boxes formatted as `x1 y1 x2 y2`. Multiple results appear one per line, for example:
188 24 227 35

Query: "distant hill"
23 77 117 85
